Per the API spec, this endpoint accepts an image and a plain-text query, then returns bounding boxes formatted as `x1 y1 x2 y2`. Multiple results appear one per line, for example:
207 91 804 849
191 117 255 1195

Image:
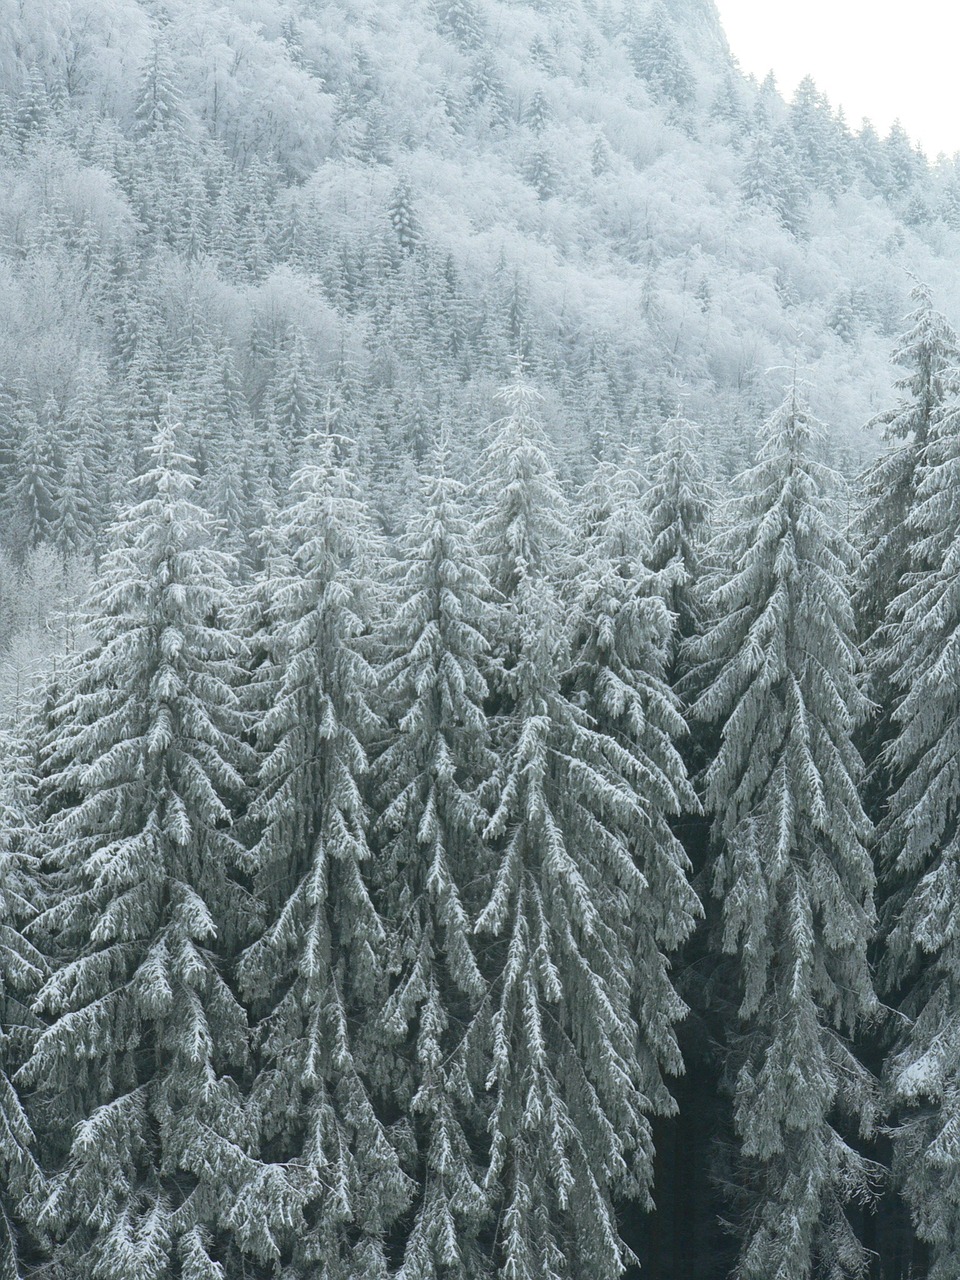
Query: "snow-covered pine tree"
7 407 60 555
134 38 184 140
389 178 422 255
51 443 99 559
435 0 484 51
858 284 960 594
232 435 410 1280
627 2 695 108
21 416 253 1280
263 331 318 480
879 388 960 1280
0 730 46 1278
371 437 494 1280
473 377 699 1280
567 447 703 1142
854 283 959 786
14 68 49 144
644 411 712 681
687 389 879 1280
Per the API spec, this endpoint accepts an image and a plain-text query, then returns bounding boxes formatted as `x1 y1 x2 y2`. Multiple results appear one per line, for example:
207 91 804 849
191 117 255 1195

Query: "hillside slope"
0 0 959 587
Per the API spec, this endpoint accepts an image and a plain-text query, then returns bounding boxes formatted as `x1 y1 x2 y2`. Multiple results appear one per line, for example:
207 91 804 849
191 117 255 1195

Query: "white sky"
712 0 960 158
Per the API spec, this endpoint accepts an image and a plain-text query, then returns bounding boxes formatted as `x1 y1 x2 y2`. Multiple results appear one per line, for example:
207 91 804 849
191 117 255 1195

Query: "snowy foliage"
0 730 46 1278
688 393 879 1280
234 438 409 1278
22 419 253 1278
879 356 960 1280
471 379 700 1280
372 442 493 1280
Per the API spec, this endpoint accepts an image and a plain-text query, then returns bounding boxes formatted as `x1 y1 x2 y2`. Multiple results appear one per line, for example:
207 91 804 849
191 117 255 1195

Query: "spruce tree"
473 378 699 1280
7 409 60 554
22 417 253 1280
628 3 695 108
263 332 318 477
134 39 184 140
232 436 410 1279
855 284 959 734
644 412 712 680
568 448 703 1093
14 68 49 143
879 388 960 1280
0 730 46 1277
687 391 879 1280
435 0 484 51
389 179 422 255
372 440 494 1280
51 445 99 559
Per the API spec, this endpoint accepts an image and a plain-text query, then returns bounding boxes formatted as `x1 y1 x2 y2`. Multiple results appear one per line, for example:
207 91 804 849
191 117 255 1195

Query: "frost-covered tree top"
478 374 571 601
644 412 712 672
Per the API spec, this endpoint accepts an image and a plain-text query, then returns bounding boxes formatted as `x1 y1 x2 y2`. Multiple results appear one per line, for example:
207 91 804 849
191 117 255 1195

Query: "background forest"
3 0 960 1278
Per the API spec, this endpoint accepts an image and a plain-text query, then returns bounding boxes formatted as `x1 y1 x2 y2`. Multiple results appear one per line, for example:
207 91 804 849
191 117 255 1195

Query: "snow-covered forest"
3 0 960 1277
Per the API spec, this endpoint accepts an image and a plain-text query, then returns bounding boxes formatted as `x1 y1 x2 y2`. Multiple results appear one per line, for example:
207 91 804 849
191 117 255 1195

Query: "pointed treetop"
478 370 571 599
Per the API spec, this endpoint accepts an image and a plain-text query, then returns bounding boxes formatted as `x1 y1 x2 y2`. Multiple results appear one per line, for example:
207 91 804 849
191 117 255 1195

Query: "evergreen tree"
389 179 422 255
64 356 111 511
470 52 508 125
0 730 46 1277
740 129 806 234
628 3 694 108
644 412 712 678
523 147 559 201
790 76 848 198
134 39 184 140
879 389 960 1280
473 378 699 1280
15 68 49 144
435 0 484 51
21 417 253 1280
854 284 960 805
232 437 410 1279
372 440 494 1280
524 89 550 136
856 284 959 639
853 119 890 191
711 75 748 138
568 447 703 1087
7 406 60 556
590 128 613 177
884 121 924 196
263 331 318 472
687 391 879 1280
51 444 99 559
